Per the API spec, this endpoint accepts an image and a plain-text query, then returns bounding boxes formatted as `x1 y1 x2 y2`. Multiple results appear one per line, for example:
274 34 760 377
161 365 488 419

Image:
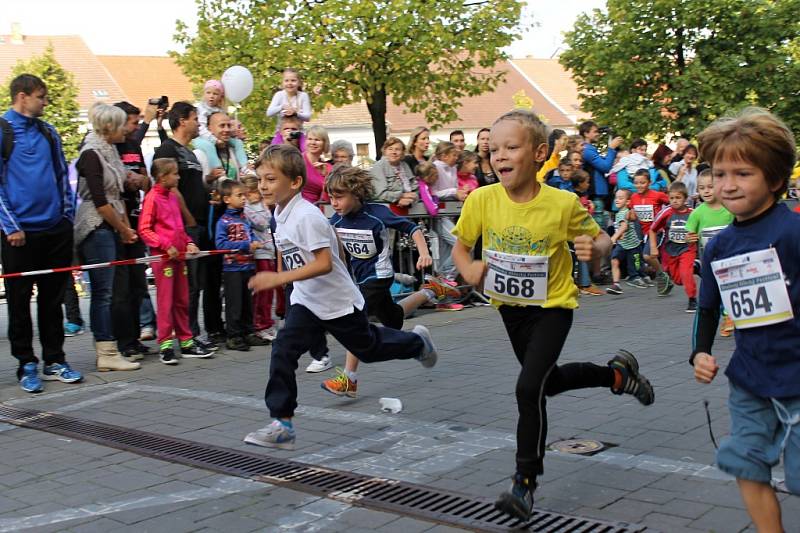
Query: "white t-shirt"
274 193 364 320
669 161 698 199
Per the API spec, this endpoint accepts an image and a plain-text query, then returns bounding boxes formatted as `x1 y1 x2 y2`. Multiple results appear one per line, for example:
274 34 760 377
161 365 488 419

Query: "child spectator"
320 166 459 397
650 181 697 312
686 169 735 336
456 150 479 196
567 150 583 171
138 159 213 364
243 145 438 450
611 138 653 176
571 170 602 296
415 161 441 216
451 110 653 521
606 189 648 294
215 180 267 351
431 141 463 287
242 175 279 342
630 168 670 290
692 108 800 532
545 158 574 191
267 68 312 123
194 79 248 171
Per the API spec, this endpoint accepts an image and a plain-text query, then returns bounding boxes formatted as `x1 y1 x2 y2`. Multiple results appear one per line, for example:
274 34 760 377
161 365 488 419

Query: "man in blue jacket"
0 74 81 393
580 120 624 210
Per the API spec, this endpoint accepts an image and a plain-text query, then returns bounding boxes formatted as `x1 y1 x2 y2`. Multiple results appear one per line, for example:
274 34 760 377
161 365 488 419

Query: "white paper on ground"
379 397 403 413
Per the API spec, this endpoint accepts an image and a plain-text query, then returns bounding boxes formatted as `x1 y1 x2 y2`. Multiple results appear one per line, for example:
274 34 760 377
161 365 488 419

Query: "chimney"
10 23 23 45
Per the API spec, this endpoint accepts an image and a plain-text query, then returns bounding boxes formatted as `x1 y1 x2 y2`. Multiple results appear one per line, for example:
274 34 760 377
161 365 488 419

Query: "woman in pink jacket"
138 158 210 364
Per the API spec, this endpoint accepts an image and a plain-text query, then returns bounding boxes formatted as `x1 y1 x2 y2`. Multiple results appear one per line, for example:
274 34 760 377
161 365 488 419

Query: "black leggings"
499 305 614 478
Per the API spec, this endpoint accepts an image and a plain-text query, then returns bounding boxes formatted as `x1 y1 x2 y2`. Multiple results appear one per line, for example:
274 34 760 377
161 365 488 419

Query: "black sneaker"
606 283 623 295
159 348 179 365
693 259 702 276
226 337 250 352
608 349 654 405
181 342 214 359
132 341 153 355
656 271 673 296
686 298 697 313
195 337 219 352
494 473 535 521
245 333 270 346
121 346 144 361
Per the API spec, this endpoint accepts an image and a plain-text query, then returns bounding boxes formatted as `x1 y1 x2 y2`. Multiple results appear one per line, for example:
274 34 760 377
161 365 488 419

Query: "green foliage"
560 0 800 140
173 0 524 151
0 44 82 159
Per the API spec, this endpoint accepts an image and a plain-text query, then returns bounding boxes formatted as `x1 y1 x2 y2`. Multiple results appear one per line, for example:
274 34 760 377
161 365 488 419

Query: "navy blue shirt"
699 202 800 398
330 203 418 284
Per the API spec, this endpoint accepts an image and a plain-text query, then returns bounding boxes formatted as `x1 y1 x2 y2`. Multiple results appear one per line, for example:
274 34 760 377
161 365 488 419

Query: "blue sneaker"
19 363 43 393
64 323 84 337
243 420 296 450
495 473 535 521
42 362 83 384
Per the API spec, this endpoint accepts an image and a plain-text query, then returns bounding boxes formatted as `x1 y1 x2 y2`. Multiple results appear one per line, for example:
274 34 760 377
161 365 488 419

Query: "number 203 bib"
483 249 548 305
712 248 794 329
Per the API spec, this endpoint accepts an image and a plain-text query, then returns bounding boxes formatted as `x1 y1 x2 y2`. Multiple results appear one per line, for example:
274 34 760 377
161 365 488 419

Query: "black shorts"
359 278 404 330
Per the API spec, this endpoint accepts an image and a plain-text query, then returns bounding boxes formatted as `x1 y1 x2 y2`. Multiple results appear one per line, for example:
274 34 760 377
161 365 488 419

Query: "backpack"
0 116 59 169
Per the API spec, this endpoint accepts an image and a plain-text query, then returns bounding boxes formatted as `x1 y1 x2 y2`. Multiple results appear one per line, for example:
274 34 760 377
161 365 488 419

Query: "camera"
148 96 169 110
597 126 613 136
288 130 302 140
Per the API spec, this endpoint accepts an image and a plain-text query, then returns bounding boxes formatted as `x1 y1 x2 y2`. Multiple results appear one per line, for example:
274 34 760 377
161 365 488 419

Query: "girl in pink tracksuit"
138 158 199 358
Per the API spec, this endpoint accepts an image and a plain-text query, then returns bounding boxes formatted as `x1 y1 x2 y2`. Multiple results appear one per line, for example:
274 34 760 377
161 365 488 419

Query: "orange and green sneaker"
720 315 734 337
321 368 357 398
422 275 461 300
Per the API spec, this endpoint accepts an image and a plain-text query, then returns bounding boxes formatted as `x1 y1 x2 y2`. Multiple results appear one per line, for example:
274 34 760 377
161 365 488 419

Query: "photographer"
579 120 623 210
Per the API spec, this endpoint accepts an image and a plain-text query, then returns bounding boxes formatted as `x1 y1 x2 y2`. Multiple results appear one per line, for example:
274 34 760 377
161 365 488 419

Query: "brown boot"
96 341 141 371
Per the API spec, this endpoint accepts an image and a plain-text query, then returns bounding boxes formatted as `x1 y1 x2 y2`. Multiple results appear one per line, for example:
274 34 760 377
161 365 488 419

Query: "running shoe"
196 337 219 352
181 342 214 359
413 325 438 368
686 298 697 313
64 323 84 337
321 368 358 398
121 346 144 362
139 326 155 341
245 333 270 346
42 362 83 383
579 285 604 296
159 348 179 365
256 327 278 342
19 363 43 393
606 283 623 295
608 349 654 405
226 337 251 352
656 271 673 296
436 303 464 311
423 275 461 300
626 277 649 289
494 473 535 522
305 356 332 373
243 420 296 450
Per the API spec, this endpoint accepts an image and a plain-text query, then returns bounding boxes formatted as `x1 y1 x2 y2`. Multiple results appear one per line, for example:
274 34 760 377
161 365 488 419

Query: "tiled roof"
311 101 373 128
97 55 195 109
510 58 588 122
0 34 127 109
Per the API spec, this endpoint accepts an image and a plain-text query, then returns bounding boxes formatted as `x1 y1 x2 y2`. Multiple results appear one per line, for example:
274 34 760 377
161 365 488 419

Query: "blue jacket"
215 207 257 271
0 109 74 233
583 143 616 198
616 168 668 193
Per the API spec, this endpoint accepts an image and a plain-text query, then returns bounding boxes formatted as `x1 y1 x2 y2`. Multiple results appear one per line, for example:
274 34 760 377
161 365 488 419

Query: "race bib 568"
483 250 548 306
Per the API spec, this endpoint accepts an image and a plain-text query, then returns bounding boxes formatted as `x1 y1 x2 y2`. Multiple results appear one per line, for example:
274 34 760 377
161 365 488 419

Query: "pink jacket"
138 183 192 253
418 181 439 216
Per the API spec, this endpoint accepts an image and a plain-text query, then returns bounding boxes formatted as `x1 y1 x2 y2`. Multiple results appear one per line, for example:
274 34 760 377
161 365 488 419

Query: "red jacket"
138 183 192 253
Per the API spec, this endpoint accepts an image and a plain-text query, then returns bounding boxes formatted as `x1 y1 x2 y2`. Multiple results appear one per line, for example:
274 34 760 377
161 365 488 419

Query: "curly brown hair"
325 164 375 201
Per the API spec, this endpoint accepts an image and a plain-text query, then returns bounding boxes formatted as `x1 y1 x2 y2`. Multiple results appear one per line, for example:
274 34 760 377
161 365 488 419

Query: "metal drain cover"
550 439 605 455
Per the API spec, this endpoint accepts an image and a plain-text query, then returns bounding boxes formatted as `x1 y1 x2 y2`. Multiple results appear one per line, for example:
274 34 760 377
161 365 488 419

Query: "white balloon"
222 66 254 104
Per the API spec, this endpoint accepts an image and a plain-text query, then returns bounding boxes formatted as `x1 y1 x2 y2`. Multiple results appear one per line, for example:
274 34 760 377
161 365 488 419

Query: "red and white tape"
0 249 245 280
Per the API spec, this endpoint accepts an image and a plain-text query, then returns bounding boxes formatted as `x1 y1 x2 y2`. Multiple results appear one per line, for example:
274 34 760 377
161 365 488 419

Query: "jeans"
112 241 148 350
498 306 614 478
434 217 457 280
79 227 118 341
577 261 591 287
140 292 156 328
63 275 84 326
265 304 425 418
224 270 255 337
2 219 73 377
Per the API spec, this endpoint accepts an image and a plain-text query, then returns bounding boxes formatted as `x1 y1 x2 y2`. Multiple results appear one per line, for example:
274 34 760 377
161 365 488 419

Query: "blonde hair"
382 136 405 153
151 158 178 180
493 110 548 153
241 174 260 192
255 144 306 187
89 102 127 139
306 125 330 154
698 107 796 199
325 164 375 201
415 161 438 183
282 67 303 92
407 127 430 155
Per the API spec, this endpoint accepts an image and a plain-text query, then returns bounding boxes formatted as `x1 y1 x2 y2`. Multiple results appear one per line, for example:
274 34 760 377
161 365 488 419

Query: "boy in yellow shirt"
452 110 655 521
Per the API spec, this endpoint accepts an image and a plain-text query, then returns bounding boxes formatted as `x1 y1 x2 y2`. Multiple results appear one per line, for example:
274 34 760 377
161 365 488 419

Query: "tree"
560 0 800 140
174 0 524 151
0 44 82 159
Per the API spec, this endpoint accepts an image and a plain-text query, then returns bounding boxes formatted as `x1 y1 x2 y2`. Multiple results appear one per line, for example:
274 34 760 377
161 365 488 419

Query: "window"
356 143 369 157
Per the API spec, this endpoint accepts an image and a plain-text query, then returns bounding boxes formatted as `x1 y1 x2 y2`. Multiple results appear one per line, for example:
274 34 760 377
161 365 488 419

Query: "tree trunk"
366 87 388 160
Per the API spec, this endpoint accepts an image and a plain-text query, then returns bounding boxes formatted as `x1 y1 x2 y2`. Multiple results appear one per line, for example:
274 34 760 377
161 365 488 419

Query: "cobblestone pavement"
0 287 797 532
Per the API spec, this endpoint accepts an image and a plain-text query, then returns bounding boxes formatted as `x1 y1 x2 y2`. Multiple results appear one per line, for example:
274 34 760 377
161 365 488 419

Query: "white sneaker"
412 325 438 368
305 356 332 373
257 327 278 342
139 326 155 341
243 420 296 450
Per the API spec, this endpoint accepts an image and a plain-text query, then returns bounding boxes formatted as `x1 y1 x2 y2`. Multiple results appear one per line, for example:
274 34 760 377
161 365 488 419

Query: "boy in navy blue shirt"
321 165 459 398
215 180 267 351
692 108 800 532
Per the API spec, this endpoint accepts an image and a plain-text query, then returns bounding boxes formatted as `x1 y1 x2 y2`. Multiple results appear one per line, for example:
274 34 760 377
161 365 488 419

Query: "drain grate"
0 404 647 532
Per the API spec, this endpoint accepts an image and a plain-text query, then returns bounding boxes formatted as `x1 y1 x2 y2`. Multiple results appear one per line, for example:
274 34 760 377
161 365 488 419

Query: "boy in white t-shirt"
243 145 439 450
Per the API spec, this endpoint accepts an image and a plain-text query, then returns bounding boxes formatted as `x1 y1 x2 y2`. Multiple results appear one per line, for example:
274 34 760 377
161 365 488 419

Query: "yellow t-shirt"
535 151 560 182
452 183 600 309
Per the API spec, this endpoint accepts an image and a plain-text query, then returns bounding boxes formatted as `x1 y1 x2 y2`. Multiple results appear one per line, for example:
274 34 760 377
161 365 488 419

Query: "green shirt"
686 202 734 253
615 208 641 250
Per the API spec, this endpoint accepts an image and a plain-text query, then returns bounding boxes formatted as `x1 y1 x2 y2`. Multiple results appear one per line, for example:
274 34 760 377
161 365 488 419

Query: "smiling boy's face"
489 120 546 194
